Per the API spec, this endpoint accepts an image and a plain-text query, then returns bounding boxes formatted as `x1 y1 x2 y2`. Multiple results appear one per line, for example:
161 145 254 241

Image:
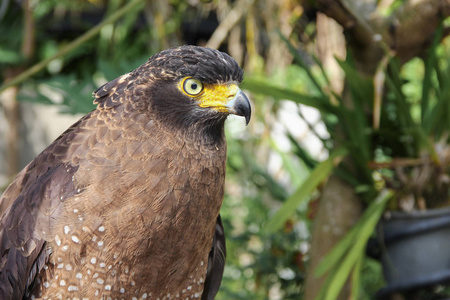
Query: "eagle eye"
182 78 204 96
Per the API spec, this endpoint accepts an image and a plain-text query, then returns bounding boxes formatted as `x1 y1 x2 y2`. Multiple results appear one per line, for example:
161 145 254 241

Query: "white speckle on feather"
68 285 79 291
55 235 61 246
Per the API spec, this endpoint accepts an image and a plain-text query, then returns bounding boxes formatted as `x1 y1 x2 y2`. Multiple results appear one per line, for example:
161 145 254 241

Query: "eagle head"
94 46 251 141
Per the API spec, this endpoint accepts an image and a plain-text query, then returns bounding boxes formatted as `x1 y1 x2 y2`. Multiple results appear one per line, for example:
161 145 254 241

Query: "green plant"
243 22 450 299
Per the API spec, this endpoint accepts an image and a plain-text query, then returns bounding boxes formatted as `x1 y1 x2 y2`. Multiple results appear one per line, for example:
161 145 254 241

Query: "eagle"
0 45 251 299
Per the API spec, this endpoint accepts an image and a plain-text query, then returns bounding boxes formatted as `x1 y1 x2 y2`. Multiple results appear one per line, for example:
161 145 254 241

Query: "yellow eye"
182 78 203 96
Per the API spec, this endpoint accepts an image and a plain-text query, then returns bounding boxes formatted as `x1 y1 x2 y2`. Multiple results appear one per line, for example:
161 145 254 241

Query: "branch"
317 0 450 66
388 0 450 62
316 0 377 48
205 0 255 49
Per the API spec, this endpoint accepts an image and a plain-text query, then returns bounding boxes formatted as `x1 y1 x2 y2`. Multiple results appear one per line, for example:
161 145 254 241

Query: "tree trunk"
304 175 363 300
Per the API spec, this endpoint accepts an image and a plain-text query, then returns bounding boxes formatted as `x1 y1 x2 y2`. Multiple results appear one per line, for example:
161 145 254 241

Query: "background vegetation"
1 0 449 299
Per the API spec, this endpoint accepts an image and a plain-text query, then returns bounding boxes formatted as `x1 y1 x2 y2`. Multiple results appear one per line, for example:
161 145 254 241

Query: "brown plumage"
0 46 251 299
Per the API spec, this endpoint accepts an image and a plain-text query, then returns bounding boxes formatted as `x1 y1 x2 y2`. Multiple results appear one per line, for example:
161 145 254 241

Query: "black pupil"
190 83 198 90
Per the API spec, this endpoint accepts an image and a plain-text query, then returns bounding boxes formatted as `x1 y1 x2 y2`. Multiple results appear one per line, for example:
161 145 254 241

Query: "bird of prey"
0 45 251 300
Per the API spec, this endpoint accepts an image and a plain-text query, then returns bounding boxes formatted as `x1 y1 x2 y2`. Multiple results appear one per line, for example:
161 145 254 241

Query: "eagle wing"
202 214 226 300
0 119 85 299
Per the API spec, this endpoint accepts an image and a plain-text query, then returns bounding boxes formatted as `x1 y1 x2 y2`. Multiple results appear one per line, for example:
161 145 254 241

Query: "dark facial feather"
147 80 227 143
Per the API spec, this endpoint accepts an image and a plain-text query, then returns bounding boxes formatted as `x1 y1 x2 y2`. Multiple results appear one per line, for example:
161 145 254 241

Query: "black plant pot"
368 207 450 298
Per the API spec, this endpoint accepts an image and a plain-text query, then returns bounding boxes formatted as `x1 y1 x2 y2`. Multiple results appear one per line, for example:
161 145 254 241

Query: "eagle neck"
156 114 227 151
191 119 227 148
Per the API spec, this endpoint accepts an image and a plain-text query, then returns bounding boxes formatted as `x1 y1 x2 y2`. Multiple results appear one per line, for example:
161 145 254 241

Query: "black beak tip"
244 113 251 126
234 91 251 126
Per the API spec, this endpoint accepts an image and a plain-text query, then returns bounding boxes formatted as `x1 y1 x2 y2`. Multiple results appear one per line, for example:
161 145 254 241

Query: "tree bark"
304 175 363 300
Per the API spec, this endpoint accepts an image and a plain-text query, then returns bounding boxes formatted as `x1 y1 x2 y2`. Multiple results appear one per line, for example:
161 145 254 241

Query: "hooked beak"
226 90 251 125
197 83 252 125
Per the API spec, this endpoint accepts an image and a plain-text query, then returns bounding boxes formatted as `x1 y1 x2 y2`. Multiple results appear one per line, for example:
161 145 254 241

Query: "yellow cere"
178 77 240 113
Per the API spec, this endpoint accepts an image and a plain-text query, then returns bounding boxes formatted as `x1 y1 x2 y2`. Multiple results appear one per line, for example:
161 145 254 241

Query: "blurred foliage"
2 0 450 299
244 18 450 300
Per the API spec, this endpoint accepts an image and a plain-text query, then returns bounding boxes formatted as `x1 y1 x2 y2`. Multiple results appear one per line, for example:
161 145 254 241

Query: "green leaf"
334 56 373 171
287 133 318 170
421 23 442 123
32 75 95 114
0 48 23 64
314 221 359 277
423 56 450 139
0 0 146 93
278 32 328 101
351 255 363 300
264 147 348 234
324 205 384 300
314 189 393 300
243 77 336 114
314 189 391 277
336 57 373 107
385 59 438 160
312 54 331 87
315 263 340 300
